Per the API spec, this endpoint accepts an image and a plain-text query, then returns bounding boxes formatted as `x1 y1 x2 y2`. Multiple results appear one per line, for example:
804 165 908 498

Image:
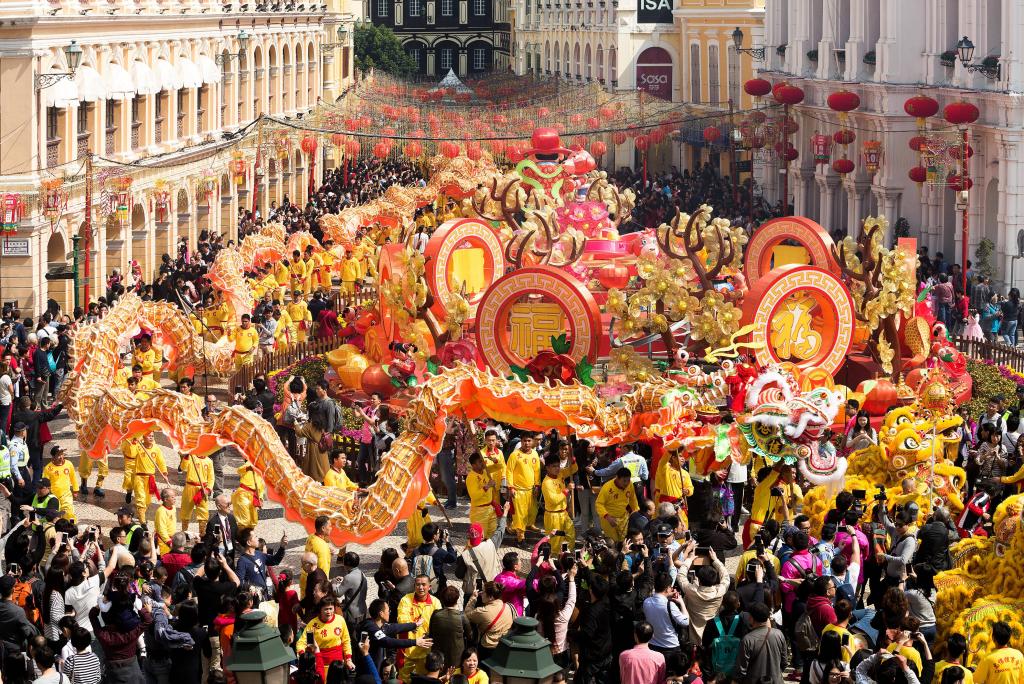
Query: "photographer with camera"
678 541 730 643
877 505 919 591
410 522 458 593
912 507 955 597
736 541 780 614
745 464 802 546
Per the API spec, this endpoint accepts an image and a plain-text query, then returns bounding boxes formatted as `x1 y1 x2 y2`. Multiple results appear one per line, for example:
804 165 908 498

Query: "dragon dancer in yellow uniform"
153 488 178 555
319 240 337 290
229 314 260 370
132 433 167 524
132 334 162 381
324 450 359 492
303 245 322 295
42 445 79 522
596 468 638 543
506 435 542 542
289 250 308 294
542 455 575 551
466 453 497 539
286 290 313 343
407 491 438 550
232 463 265 531
652 451 694 526
180 451 214 532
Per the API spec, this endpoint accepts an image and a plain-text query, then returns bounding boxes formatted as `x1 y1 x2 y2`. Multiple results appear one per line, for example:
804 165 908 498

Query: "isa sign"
637 0 673 24
636 64 673 100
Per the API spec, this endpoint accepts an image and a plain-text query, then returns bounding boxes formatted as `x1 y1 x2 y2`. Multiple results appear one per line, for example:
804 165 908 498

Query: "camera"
574 549 582 561
874 485 888 503
561 542 569 554
476 578 484 592
851 489 866 500
630 543 641 552
755 537 765 554
770 486 784 497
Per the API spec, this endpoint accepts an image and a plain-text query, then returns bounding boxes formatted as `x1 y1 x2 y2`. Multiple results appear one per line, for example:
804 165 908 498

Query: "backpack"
711 615 742 676
411 548 439 593
831 573 856 606
794 611 820 653
785 557 820 602
12 579 39 626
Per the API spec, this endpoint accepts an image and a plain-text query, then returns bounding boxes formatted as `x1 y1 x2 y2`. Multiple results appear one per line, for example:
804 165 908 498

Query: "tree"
354 24 416 77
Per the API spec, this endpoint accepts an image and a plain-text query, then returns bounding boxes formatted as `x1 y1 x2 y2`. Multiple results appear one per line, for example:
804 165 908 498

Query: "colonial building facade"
759 0 1024 290
365 0 511 77
0 0 358 314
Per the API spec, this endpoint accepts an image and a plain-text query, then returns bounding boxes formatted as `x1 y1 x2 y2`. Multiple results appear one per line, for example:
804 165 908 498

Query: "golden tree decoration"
832 215 917 378
379 245 432 354
607 204 747 354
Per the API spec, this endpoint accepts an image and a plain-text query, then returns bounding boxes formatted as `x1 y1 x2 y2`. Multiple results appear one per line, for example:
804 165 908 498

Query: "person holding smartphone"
359 598 432 672
295 596 355 680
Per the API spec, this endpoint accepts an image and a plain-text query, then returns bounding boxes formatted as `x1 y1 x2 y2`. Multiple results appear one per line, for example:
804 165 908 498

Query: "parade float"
60 109 1007 655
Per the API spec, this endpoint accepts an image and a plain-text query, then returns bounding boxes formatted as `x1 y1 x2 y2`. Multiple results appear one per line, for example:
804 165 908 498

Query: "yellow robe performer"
542 475 575 551
122 438 139 499
301 534 333 596
229 323 260 370
340 254 359 294
153 500 177 555
286 298 312 343
180 453 214 532
77 452 108 493
133 346 161 380
467 468 497 539
131 440 167 524
481 446 505 505
318 250 336 290
324 466 358 491
397 592 441 681
274 309 294 350
506 446 541 539
596 476 638 543
42 455 79 522
233 464 266 531
407 492 437 550
652 455 694 526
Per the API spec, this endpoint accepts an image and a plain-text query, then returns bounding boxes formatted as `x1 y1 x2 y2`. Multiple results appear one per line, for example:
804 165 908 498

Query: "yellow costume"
318 251 336 290
203 303 230 341
289 259 308 294
122 438 139 495
77 452 108 490
229 326 260 370
324 466 358 491
749 470 780 535
273 262 290 300
132 442 167 524
542 475 575 551
595 478 638 543
506 448 541 535
133 347 161 379
304 253 323 294
286 300 312 343
113 366 131 388
467 469 497 539
481 447 505 504
301 535 332 597
180 454 214 531
295 614 352 657
407 492 437 550
274 310 294 350
42 460 79 522
652 458 694 526
397 593 441 681
153 502 177 555
233 464 265 531
340 256 359 295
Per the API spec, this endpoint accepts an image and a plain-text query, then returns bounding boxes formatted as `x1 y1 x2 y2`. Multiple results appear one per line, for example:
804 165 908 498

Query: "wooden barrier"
953 336 1024 373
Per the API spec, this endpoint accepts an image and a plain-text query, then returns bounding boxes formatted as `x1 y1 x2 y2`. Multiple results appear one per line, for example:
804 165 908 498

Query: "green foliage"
550 334 570 354
271 355 329 404
354 24 416 77
508 365 530 382
975 238 996 280
575 358 595 387
965 359 1017 419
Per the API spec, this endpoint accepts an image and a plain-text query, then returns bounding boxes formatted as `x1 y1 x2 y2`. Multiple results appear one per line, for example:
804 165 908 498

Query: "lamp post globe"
225 611 295 684
957 36 975 66
65 41 83 73
483 617 562 684
732 27 744 50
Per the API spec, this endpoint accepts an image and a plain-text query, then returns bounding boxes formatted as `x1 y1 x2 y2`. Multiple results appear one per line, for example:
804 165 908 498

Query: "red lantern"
1 193 24 233
908 135 927 152
774 84 805 106
650 129 665 144
780 117 799 135
490 140 506 155
832 158 855 175
507 143 524 163
613 131 627 145
947 174 974 191
570 114 584 125
597 262 630 289
572 135 587 151
373 142 390 159
908 166 927 184
381 127 396 137
330 133 345 149
537 107 550 117
403 141 423 159
300 136 318 156
703 126 722 143
599 105 615 119
590 141 607 158
744 78 772 98
345 138 361 157
833 129 856 146
943 101 980 126
904 95 939 121
811 134 832 165
827 90 860 112
586 117 600 129
635 135 650 151
230 151 247 185
950 145 975 160
442 142 459 158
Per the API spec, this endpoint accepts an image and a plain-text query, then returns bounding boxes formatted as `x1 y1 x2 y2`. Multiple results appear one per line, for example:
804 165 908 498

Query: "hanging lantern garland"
151 180 171 222
199 169 218 207
811 132 832 165
862 140 883 175
41 178 69 232
108 176 133 227
827 89 860 175
230 150 248 186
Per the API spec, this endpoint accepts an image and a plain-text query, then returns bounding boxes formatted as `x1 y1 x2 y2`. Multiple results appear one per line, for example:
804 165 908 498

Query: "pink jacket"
780 550 824 612
494 570 526 617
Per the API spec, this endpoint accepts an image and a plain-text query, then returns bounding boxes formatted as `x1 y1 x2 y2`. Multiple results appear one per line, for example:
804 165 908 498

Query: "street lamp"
731 28 765 61
322 26 348 49
483 617 563 684
225 611 294 684
216 31 250 65
35 40 83 90
956 35 1001 79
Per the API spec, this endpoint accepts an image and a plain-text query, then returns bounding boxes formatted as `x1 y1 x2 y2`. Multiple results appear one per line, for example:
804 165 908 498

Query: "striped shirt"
61 651 102 684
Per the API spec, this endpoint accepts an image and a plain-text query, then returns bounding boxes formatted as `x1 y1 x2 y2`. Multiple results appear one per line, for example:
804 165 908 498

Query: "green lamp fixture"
225 611 295 684
483 617 563 684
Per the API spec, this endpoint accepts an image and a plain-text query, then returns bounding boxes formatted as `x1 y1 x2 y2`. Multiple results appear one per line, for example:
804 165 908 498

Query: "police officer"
595 443 650 503
28 478 59 525
116 506 147 554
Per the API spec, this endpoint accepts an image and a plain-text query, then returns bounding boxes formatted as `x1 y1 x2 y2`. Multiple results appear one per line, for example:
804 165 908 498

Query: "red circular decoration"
703 126 721 143
827 90 860 112
570 114 584 125
300 136 318 155
597 262 630 289
785 147 799 161
904 95 939 119
403 141 423 158
599 105 616 119
774 84 805 106
613 131 627 145
650 129 665 144
744 78 772 97
330 133 345 148
947 174 974 191
832 158 855 174
372 142 390 159
590 141 607 157
908 136 926 152
748 111 768 125
944 101 980 125
466 145 482 161
635 135 650 151
586 117 600 128
344 138 360 157
833 129 856 145
908 166 927 184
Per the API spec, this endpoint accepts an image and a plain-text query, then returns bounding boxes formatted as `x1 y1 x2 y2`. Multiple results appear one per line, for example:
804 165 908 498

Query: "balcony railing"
46 140 60 167
105 128 115 155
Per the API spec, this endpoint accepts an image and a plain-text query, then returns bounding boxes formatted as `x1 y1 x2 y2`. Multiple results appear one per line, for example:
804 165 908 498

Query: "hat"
49 445 64 457
524 127 571 157
116 506 133 518
468 523 484 547
38 477 51 488
11 422 25 432
0 576 15 595
655 523 673 538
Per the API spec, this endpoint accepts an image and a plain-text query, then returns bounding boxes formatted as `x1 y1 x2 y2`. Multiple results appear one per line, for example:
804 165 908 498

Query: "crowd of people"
0 154 1021 684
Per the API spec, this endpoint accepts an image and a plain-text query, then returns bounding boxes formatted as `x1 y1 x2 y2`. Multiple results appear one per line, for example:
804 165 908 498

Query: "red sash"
240 484 263 508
